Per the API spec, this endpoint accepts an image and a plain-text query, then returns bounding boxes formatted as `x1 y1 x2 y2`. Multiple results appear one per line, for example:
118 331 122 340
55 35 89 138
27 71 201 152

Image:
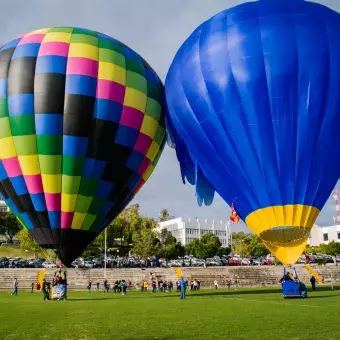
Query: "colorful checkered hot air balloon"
0 27 166 265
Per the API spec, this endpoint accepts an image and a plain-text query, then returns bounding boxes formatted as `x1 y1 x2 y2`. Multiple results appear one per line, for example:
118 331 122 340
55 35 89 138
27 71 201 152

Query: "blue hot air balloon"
165 0 340 265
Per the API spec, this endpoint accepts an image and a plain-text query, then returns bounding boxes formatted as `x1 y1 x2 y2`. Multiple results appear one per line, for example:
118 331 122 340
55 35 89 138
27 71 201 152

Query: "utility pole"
104 228 107 279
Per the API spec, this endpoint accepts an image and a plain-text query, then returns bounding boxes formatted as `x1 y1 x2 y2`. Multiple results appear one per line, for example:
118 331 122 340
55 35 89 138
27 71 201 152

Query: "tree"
82 232 105 257
324 241 340 257
17 228 41 253
159 209 174 222
132 228 159 258
185 233 222 259
216 246 232 257
247 235 268 257
0 212 22 243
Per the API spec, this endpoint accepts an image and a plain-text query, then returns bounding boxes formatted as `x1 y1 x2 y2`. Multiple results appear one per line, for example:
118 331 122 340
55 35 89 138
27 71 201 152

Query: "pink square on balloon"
45 193 61 211
134 133 152 155
132 179 145 194
137 158 151 175
38 42 70 57
24 175 43 194
2 157 22 177
120 106 144 131
61 212 74 229
96 79 125 103
18 34 45 45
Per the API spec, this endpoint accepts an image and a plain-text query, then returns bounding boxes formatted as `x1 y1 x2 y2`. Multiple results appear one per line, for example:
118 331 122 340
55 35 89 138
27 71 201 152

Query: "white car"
42 261 57 268
84 260 94 268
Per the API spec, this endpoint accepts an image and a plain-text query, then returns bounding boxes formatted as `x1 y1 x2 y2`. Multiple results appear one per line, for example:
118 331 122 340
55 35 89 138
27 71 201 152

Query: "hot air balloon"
0 27 165 265
165 0 340 265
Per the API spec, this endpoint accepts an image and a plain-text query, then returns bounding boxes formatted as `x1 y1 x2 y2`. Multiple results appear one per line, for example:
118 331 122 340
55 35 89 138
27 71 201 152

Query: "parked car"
42 261 57 268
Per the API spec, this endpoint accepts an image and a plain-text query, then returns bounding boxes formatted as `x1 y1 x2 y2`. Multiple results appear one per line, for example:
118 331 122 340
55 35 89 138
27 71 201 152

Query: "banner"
51 284 67 300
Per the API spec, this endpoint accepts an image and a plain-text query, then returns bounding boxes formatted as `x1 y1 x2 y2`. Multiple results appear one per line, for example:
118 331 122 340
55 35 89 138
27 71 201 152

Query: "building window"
338 232 340 240
0 207 7 212
323 233 329 242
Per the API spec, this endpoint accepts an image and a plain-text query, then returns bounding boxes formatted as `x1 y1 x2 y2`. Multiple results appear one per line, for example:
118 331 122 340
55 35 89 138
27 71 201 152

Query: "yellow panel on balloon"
0 137 16 159
42 174 61 194
68 43 98 61
98 62 126 85
61 193 77 212
146 141 160 161
42 32 72 43
71 212 86 229
140 115 158 139
18 155 40 175
142 164 154 181
124 87 147 113
245 204 319 265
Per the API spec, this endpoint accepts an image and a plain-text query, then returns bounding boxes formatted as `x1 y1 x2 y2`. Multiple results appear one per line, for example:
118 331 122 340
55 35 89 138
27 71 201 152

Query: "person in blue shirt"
179 276 186 300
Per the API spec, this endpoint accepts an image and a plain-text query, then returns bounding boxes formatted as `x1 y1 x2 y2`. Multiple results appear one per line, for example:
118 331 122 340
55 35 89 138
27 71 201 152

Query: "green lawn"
1 287 339 340
0 245 39 259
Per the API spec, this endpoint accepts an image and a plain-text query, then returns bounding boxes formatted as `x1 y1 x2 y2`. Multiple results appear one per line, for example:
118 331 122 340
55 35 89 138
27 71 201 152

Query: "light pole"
104 228 107 279
25 249 28 260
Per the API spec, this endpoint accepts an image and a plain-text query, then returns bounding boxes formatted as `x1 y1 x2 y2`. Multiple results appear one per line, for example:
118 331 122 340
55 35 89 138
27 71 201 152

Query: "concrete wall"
1 265 340 291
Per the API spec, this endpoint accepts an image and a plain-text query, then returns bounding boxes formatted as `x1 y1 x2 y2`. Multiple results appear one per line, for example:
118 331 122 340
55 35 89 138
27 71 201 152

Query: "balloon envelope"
0 27 165 265
165 0 340 264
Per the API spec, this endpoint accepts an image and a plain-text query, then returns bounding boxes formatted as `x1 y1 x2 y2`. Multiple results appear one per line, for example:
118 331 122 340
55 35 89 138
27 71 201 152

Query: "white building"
155 217 232 247
308 224 340 246
0 200 9 213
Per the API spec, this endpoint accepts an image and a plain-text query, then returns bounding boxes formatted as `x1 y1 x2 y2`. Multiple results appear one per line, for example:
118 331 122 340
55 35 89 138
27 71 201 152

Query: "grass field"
1 286 339 340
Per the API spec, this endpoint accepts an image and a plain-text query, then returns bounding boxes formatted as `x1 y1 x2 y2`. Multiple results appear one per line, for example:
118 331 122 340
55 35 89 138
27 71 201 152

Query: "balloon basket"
281 266 307 299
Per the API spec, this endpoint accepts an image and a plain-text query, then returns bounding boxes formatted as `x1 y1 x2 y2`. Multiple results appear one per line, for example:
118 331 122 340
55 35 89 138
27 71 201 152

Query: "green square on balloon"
0 117 11 138
98 39 124 54
75 195 93 214
78 178 99 197
13 135 37 155
154 125 165 145
145 98 162 121
99 49 125 68
126 58 145 76
39 155 62 175
87 197 106 215
49 27 73 33
71 33 98 47
62 175 81 195
37 135 62 155
81 214 97 230
0 98 8 118
126 71 147 95
10 115 35 136
62 156 85 176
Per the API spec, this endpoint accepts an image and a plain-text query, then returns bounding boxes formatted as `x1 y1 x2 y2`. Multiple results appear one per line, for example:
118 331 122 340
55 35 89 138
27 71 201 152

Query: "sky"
0 0 339 231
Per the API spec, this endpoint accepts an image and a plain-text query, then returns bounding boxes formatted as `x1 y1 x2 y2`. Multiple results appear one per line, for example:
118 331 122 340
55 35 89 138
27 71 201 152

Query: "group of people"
87 279 132 295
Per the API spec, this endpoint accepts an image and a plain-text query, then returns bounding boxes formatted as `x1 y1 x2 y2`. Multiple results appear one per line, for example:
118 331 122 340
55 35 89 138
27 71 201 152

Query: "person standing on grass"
11 278 18 296
310 276 316 291
96 281 100 292
234 279 238 290
179 276 186 300
214 280 218 289
42 279 50 300
87 280 92 293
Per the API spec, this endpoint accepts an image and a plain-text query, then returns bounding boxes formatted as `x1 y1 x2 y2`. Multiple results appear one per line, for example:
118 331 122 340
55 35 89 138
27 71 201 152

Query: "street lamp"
25 249 28 260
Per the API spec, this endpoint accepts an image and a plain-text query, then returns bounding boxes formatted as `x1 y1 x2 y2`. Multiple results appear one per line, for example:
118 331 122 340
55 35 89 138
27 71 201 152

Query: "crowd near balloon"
1 0 340 282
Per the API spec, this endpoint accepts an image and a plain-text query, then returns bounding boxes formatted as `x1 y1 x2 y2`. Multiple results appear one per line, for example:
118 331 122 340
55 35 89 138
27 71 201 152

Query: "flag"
229 203 240 224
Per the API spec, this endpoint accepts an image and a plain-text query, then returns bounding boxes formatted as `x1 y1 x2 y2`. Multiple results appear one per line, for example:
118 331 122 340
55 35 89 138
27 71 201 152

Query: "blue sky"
0 0 339 231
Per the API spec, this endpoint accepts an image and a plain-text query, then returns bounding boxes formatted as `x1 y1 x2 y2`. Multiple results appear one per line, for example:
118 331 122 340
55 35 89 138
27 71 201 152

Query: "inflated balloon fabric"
165 0 340 264
0 27 165 264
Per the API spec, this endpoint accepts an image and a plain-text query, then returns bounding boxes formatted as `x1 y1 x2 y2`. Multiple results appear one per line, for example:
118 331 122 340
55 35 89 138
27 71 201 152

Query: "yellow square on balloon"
68 43 98 60
71 212 86 229
146 141 159 161
61 193 77 212
18 155 40 175
142 164 154 181
43 32 71 43
98 62 126 85
42 174 61 194
123 87 147 113
140 115 158 139
0 137 16 159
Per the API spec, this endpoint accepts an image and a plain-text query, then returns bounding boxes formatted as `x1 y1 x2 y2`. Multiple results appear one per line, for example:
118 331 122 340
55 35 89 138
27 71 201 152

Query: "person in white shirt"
214 280 218 289
11 278 18 296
